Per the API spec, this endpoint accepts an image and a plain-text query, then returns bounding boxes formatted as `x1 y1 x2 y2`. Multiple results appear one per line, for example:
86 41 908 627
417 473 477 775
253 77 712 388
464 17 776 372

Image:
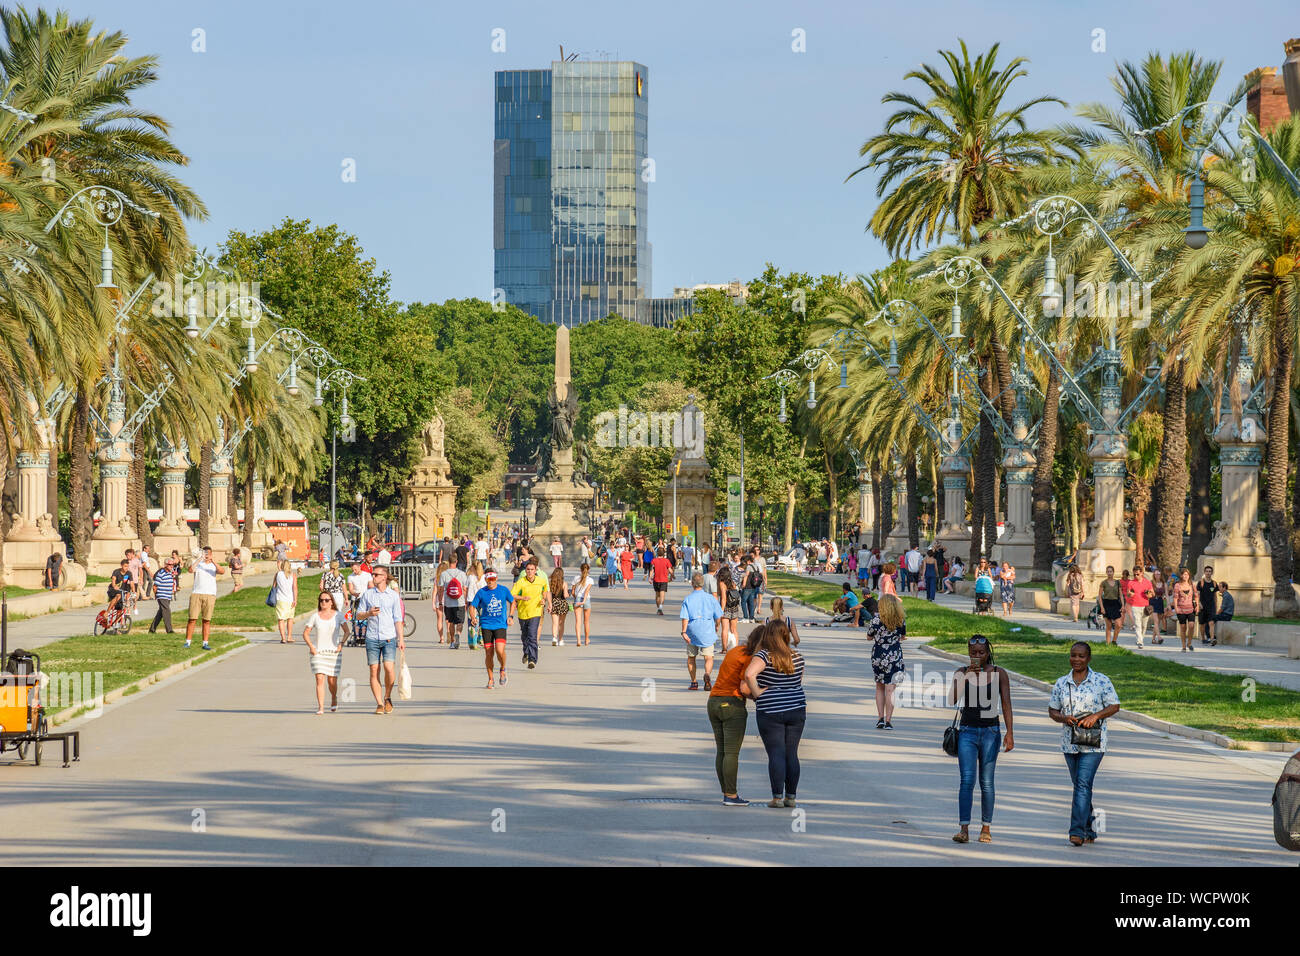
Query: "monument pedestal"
932 456 970 560
1197 413 1272 615
2 445 75 589
401 416 458 545
1064 440 1135 597
991 452 1036 571
154 446 196 558
89 447 141 576
883 468 910 558
661 397 715 549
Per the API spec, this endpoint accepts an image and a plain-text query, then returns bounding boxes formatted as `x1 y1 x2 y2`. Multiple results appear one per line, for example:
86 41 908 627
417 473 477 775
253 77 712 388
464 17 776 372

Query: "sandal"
978 827 992 843
689 681 699 691
952 830 970 844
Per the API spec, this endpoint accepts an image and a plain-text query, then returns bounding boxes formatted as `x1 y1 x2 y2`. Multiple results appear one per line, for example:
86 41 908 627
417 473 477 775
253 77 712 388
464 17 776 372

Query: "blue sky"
56 0 1300 304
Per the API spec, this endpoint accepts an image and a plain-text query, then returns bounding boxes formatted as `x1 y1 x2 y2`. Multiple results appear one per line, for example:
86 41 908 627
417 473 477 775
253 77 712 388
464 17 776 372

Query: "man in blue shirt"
471 569 515 688
680 572 723 690
357 565 405 713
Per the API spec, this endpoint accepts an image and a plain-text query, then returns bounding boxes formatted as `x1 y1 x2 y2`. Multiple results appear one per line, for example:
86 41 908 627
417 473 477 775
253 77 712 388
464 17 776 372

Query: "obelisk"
529 324 592 563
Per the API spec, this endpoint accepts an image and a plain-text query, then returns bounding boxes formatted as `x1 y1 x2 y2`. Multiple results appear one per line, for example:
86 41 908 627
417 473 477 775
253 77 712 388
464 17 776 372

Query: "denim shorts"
365 636 398 666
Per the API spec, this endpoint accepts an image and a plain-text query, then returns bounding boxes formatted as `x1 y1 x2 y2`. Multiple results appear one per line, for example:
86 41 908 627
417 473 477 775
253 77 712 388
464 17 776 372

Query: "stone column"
933 456 970 558
1 438 74 588
153 439 195 557
1071 353 1135 595
249 472 274 550
88 437 142 574
991 373 1037 570
884 464 911 558
857 469 875 542
206 455 239 558
1198 406 1272 614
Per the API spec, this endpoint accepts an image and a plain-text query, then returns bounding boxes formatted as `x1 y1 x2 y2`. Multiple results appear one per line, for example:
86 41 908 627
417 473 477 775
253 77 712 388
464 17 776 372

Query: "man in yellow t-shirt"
510 561 551 669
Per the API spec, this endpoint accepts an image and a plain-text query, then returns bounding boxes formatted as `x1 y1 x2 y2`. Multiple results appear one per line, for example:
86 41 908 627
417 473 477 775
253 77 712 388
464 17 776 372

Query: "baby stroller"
345 595 368 647
1085 601 1102 630
974 592 992 614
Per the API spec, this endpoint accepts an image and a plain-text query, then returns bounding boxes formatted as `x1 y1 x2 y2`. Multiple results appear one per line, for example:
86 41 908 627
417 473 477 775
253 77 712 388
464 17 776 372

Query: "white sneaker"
1136 642 1144 648
558 640 565 646
552 638 558 646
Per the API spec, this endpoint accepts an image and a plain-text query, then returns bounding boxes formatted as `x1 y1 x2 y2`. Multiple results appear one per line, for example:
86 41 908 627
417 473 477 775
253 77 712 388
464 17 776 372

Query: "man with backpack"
438 559 470 649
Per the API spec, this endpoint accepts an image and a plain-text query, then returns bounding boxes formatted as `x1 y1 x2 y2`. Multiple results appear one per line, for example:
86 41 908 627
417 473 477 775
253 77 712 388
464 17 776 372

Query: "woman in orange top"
880 562 898 596
708 623 766 806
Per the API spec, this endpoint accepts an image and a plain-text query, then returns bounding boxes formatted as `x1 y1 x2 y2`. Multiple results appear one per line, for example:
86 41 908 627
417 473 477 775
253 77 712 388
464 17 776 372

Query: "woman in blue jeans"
1048 641 1120 845
743 620 805 808
948 635 1015 844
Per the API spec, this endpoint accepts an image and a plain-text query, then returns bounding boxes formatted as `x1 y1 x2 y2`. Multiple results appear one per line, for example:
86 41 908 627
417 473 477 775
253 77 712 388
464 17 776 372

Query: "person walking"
357 565 405 714
464 561 484 649
1066 565 1085 622
998 561 1016 618
471 569 514 687
763 596 800 646
320 560 347 642
738 554 762 623
274 559 299 644
548 566 571 646
571 563 594 647
1196 565 1219 645
867 593 906 729
750 545 769 618
923 549 939 601
1149 568 1168 642
1171 568 1198 652
228 547 244 593
304 592 344 714
680 572 723 690
949 635 1015 844
148 557 178 634
439 558 470 649
1127 567 1154 648
618 545 634 591
879 561 898 597
1098 566 1122 645
708 623 763 807
550 537 563 569
1048 641 1120 846
651 547 673 615
347 561 373 643
904 546 923 594
432 558 450 643
743 621 806 808
510 561 550 669
681 540 695 579
184 545 224 651
716 560 741 650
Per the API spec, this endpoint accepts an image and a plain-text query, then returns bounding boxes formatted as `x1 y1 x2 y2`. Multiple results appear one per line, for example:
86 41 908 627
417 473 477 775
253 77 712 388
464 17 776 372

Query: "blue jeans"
755 707 806 798
1064 751 1104 839
519 616 540 663
740 588 757 620
957 724 1000 825
365 636 397 666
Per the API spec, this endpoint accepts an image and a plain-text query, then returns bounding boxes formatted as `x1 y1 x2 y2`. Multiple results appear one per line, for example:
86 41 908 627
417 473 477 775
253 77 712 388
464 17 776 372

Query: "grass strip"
766 570 1300 743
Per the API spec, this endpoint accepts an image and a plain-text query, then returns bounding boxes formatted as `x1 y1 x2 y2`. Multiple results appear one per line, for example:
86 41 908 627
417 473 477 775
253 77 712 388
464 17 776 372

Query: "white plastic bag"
398 648 412 700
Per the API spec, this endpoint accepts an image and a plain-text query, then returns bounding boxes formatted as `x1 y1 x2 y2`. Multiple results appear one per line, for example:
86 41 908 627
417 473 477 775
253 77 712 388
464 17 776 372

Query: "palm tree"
851 40 1080 563
1126 410 1163 565
1070 52 1224 575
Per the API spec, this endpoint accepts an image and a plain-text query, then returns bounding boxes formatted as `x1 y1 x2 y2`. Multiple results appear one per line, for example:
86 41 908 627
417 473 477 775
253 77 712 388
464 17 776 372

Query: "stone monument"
661 394 716 547
152 436 197 558
2 404 82 589
529 325 593 565
883 463 911 558
399 413 458 544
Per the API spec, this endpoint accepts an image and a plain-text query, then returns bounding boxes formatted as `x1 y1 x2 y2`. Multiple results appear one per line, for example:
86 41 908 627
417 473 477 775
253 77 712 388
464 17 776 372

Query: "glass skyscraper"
494 60 650 325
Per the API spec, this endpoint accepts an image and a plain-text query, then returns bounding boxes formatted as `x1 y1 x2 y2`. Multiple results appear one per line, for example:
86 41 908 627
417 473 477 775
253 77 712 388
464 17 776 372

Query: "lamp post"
314 367 365 559
521 479 531 542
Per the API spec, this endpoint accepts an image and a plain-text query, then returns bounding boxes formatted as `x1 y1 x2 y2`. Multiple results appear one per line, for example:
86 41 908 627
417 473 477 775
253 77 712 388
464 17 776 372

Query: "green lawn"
1236 615 1300 627
766 570 1300 743
200 570 321 629
35 630 249 720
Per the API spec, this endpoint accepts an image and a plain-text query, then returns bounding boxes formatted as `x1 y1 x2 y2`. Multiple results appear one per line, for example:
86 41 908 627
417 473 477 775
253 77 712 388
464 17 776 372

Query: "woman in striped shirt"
743 621 806 808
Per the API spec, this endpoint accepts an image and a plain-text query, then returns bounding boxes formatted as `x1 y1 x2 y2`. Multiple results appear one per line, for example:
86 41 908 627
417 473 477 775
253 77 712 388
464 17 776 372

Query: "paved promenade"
0 577 1291 866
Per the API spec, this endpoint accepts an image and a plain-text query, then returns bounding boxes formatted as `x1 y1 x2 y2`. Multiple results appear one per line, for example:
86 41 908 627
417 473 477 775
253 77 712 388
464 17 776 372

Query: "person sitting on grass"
832 582 860 622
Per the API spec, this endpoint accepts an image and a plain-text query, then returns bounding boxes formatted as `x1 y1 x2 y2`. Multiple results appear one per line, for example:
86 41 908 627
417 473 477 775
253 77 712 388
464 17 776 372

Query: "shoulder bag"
943 705 961 756
1067 683 1102 748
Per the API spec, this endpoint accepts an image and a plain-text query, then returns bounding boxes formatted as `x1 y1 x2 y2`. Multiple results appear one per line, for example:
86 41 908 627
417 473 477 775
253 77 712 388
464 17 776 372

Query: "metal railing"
389 562 433 600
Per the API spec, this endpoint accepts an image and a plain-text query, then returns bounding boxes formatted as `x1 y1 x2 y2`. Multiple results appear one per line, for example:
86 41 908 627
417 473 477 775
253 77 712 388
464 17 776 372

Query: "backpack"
1272 749 1300 851
445 575 464 600
746 567 763 590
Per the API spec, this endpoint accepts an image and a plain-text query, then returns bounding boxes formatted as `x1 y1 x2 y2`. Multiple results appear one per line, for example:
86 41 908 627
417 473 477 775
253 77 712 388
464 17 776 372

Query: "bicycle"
93 600 134 635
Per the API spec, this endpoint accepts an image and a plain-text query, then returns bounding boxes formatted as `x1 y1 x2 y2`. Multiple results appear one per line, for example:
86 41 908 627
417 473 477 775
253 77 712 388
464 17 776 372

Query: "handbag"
942 707 961 756
398 648 412 700
1068 684 1102 748
265 582 278 608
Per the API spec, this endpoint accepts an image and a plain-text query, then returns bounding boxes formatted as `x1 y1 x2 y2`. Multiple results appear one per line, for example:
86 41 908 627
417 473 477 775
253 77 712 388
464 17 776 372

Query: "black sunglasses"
968 636 989 645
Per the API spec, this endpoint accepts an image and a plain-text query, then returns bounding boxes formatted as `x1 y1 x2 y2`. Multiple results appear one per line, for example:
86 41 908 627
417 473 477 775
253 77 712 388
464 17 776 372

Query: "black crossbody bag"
1068 684 1102 748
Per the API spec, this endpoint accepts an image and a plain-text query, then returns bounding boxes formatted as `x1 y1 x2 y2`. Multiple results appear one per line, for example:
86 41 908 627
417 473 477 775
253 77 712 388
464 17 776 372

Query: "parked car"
393 540 442 564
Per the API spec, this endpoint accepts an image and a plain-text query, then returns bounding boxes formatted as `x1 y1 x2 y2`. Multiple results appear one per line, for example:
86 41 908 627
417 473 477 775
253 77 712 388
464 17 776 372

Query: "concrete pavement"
0 575 1293 865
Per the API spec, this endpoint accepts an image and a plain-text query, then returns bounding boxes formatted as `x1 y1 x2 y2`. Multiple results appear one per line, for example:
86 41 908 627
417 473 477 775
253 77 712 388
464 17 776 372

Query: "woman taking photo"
1048 641 1120 846
304 592 344 714
743 621 806 808
949 635 1015 844
717 560 740 651
867 593 906 729
708 623 765 806
549 566 570 646
571 563 594 647
274 559 299 644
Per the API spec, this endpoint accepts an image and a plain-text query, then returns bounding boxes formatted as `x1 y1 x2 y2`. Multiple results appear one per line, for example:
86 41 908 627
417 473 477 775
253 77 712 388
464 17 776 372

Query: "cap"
485 570 498 580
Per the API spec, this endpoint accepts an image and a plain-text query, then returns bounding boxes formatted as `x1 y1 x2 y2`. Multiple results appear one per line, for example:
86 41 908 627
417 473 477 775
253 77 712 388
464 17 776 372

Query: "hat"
485 569 498 580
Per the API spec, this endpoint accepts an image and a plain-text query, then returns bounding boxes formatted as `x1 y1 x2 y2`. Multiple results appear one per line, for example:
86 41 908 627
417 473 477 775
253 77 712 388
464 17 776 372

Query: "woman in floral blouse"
1048 641 1120 846
866 593 907 730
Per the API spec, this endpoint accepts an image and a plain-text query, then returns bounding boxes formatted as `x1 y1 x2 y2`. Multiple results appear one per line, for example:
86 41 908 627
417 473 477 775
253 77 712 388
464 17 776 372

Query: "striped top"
152 568 176 602
754 649 806 714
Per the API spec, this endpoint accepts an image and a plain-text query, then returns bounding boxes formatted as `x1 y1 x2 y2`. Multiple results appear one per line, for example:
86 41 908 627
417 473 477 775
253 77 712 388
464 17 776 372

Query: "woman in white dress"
275 560 299 643
571 563 594 647
304 592 343 714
